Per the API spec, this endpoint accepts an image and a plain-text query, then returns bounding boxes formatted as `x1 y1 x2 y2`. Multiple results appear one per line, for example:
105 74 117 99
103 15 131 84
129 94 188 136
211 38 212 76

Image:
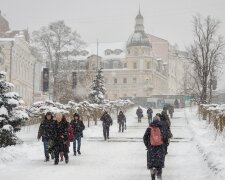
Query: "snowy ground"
0 107 224 180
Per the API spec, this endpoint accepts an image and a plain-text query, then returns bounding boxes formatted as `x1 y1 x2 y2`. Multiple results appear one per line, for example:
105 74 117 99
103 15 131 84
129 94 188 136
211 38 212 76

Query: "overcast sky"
1 0 225 88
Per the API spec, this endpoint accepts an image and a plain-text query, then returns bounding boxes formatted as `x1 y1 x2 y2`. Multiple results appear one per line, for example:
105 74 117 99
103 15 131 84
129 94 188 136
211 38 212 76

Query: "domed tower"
126 9 151 52
126 9 152 72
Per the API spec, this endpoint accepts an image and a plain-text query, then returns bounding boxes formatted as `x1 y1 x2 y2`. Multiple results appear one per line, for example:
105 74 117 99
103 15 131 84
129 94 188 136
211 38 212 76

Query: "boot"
65 158 69 164
77 150 81 155
44 158 49 162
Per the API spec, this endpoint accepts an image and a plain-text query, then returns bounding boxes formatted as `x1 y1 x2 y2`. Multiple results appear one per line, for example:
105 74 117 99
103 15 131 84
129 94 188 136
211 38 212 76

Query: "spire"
139 4 141 15
135 7 144 32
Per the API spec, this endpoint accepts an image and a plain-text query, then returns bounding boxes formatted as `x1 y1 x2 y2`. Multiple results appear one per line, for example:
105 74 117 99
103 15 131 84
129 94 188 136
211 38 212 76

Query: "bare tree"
187 15 225 104
32 20 85 101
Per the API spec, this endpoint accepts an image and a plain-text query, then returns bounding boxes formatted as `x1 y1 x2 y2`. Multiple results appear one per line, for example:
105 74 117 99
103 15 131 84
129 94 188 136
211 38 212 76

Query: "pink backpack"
150 126 163 146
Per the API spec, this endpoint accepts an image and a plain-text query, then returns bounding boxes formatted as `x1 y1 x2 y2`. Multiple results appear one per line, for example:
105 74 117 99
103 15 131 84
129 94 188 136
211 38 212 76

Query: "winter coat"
117 113 126 124
160 113 173 139
37 117 56 142
136 108 143 118
70 119 85 138
168 106 174 114
161 110 171 127
143 120 166 168
147 108 153 118
53 119 69 151
147 108 153 115
100 113 113 128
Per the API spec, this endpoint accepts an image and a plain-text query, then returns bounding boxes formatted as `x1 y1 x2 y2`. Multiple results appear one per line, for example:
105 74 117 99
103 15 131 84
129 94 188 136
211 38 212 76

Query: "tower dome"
126 9 151 48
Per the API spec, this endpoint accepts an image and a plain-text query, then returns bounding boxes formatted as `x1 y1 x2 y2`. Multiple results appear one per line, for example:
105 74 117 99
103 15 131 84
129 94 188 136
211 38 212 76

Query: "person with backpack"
117 111 126 133
70 113 85 156
100 111 113 141
143 115 167 180
136 106 143 123
53 113 69 165
37 112 55 162
147 107 153 124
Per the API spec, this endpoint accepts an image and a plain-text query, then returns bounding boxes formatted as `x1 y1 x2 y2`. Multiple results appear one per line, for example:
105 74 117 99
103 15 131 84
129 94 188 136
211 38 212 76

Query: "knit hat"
153 115 160 121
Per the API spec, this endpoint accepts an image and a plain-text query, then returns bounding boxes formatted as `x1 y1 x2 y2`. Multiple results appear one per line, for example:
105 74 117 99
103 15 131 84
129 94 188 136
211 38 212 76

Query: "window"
123 94 127 97
147 62 150 69
123 78 127 84
113 61 119 69
105 49 112 55
133 77 137 83
114 78 117 84
133 62 137 69
114 49 123 55
124 63 127 68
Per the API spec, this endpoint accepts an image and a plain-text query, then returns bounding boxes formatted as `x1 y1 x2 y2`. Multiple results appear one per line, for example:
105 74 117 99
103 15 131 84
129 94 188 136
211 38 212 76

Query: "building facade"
56 10 188 102
1 9 188 105
0 12 36 105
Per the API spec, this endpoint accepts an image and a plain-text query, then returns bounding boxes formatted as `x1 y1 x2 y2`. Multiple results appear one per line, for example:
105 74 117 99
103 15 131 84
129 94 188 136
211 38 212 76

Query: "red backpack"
150 126 163 146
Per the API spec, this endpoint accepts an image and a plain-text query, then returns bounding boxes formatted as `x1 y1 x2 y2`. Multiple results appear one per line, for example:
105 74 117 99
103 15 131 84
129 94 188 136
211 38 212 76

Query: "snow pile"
0 143 29 168
187 107 225 178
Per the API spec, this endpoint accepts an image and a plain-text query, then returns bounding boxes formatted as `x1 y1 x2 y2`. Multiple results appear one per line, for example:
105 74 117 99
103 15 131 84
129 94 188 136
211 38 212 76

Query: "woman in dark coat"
37 112 55 162
53 113 69 165
143 116 167 180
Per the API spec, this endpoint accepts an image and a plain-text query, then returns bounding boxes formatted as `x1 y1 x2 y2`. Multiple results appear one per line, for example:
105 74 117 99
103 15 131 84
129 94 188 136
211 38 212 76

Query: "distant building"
0 11 39 105
0 10 10 33
56 10 188 102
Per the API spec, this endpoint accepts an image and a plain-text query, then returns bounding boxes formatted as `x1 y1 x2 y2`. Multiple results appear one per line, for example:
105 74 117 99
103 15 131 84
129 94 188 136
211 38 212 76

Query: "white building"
70 10 188 100
0 32 35 105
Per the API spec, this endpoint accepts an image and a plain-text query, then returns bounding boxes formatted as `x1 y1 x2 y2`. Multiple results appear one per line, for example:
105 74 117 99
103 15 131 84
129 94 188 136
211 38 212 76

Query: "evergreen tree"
0 71 28 147
89 68 106 104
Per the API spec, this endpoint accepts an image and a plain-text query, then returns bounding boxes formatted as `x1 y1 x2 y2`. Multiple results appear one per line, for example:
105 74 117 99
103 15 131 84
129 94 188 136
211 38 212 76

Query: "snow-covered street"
0 107 220 180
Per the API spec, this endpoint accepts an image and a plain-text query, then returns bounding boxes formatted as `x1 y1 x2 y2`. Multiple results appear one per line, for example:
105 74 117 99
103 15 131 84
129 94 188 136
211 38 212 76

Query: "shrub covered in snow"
0 71 28 147
199 104 225 132
27 99 134 127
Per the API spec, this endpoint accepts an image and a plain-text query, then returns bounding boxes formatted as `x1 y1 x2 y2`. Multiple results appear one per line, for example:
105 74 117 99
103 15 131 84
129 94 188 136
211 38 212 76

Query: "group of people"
38 110 128 164
136 106 154 124
143 108 172 180
37 112 85 165
100 110 127 140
